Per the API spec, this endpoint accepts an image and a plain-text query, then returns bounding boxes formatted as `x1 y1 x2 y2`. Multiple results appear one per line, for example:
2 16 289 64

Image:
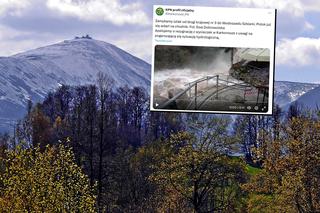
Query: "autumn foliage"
0 75 319 212
0 143 96 212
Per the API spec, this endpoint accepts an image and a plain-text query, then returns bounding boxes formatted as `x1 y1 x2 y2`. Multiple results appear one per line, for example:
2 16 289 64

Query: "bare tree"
96 72 114 210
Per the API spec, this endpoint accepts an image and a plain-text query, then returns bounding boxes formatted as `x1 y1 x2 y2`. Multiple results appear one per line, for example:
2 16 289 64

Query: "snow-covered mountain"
292 86 320 110
0 38 318 133
0 38 150 133
274 81 319 108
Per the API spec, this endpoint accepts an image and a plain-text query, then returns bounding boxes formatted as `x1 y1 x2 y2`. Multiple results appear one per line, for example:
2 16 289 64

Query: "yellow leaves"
54 116 63 128
246 194 279 213
148 131 246 212
246 117 320 212
0 143 96 212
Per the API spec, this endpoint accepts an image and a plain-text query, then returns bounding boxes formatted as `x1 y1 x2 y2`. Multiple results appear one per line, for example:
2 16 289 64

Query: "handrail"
158 74 255 110
184 75 218 87
158 84 194 108
159 75 219 109
196 84 252 109
186 81 251 110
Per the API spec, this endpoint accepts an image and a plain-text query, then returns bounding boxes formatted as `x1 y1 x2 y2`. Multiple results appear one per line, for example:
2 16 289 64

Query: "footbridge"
158 75 268 110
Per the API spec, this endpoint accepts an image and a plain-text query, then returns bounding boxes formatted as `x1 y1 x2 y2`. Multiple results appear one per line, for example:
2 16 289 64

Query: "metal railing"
158 74 266 110
158 75 218 109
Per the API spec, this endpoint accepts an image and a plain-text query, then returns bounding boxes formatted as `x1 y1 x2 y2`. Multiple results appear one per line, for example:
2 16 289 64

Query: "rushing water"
153 66 246 99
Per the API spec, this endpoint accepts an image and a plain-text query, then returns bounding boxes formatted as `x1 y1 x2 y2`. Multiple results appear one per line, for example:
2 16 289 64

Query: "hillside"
0 38 150 132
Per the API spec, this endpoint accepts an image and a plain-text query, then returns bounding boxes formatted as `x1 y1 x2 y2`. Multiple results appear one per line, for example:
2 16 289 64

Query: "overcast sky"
0 0 320 83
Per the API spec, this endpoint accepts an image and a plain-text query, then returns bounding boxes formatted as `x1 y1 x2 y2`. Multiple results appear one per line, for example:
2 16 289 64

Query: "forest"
0 72 319 212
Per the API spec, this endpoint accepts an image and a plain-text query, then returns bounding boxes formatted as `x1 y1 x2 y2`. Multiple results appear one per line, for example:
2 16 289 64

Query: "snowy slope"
293 86 320 110
0 38 150 133
274 81 318 108
15 38 150 88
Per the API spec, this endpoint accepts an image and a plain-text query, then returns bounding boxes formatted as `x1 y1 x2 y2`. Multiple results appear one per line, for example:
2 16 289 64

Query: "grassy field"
246 164 261 176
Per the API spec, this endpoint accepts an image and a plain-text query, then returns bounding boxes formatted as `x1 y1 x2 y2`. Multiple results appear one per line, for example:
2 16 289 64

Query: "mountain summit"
14 38 150 88
0 38 151 132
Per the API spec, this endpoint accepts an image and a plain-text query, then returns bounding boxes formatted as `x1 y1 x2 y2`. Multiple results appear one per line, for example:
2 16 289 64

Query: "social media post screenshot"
151 6 276 115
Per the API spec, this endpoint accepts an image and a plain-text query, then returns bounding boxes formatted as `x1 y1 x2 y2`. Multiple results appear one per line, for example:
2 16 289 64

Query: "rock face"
0 38 151 132
229 61 270 87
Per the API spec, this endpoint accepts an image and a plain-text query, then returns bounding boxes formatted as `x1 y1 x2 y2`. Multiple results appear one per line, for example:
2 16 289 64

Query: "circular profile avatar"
156 7 164 16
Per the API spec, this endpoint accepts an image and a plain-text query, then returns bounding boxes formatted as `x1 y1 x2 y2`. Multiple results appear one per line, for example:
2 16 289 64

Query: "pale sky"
0 0 320 83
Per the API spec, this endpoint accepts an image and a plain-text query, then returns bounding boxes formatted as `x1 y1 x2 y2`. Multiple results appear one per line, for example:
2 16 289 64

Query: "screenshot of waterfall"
151 6 276 115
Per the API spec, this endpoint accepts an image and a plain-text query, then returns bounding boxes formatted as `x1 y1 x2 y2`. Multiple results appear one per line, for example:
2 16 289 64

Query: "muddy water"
153 68 244 99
